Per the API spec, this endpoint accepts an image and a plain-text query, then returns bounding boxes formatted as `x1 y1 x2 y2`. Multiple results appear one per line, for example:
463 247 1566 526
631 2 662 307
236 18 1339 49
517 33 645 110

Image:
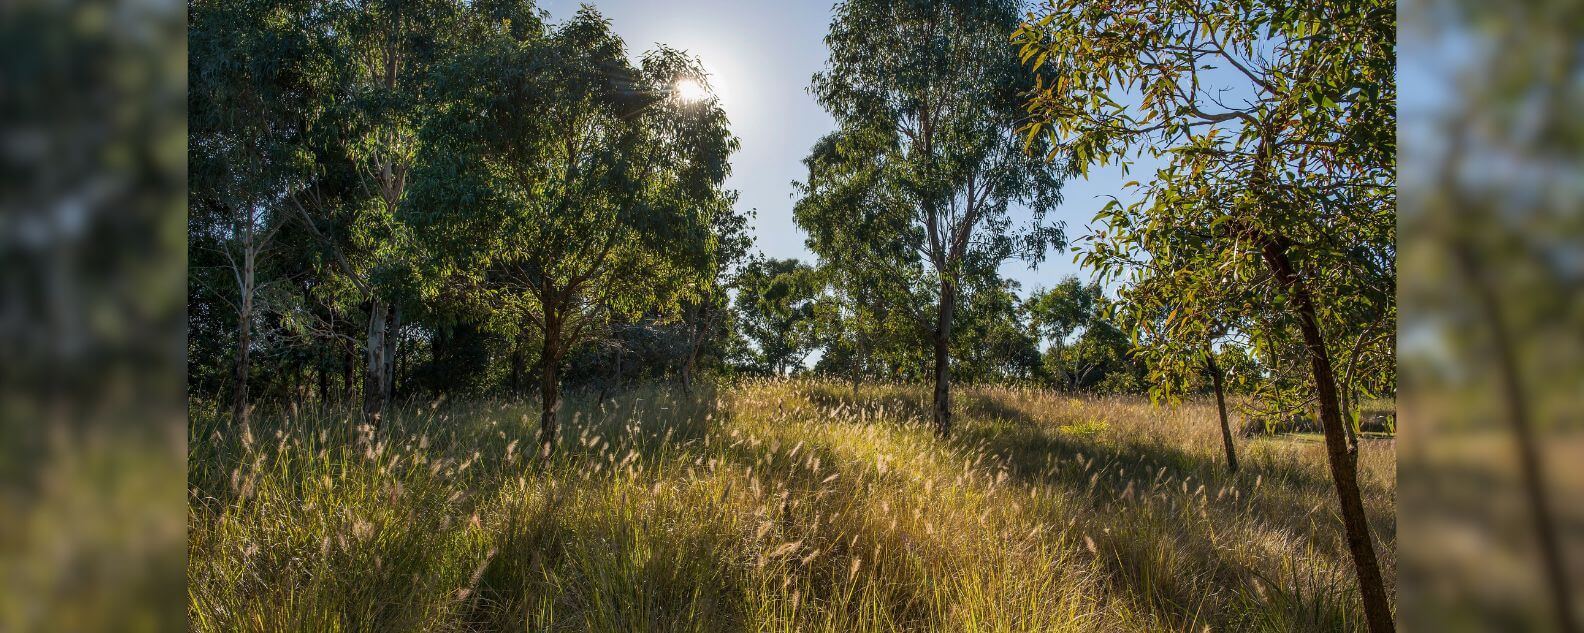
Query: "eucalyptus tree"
677 196 754 395
1025 277 1100 390
805 0 1067 436
406 8 737 457
1014 1 1396 629
734 258 821 377
275 0 487 431
795 132 927 392
190 0 333 426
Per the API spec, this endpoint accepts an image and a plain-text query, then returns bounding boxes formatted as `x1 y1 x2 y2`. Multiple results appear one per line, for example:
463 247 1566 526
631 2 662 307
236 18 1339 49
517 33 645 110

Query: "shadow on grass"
804 384 1385 632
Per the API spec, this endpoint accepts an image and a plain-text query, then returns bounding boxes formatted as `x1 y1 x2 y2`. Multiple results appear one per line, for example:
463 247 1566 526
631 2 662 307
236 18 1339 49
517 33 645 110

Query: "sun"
673 78 711 103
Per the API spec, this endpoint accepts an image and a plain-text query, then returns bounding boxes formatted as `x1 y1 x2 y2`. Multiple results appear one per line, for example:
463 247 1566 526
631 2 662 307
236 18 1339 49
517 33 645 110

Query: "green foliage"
405 8 738 358
187 2 750 410
733 259 822 376
799 0 1070 430
1013 0 1395 413
950 280 1046 384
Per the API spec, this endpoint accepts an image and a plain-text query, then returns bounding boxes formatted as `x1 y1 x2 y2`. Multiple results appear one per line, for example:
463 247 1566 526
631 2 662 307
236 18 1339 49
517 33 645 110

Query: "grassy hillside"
188 380 1395 632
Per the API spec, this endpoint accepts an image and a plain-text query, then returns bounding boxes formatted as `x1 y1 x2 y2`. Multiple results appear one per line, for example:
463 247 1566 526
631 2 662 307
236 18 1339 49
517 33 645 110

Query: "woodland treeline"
189 0 1183 438
191 0 1395 628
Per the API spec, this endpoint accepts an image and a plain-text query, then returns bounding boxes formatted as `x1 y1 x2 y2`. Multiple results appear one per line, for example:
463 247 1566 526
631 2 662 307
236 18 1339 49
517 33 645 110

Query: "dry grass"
187 379 1395 632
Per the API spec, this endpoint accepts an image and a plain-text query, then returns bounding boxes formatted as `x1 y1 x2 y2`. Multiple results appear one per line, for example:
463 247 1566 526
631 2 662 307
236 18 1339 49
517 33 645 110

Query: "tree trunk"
230 295 252 427
1206 345 1238 474
1454 245 1579 633
538 330 563 459
851 331 863 400
1262 237 1394 633
361 300 391 432
230 245 257 427
853 288 868 399
932 279 956 437
392 337 403 403
381 303 399 409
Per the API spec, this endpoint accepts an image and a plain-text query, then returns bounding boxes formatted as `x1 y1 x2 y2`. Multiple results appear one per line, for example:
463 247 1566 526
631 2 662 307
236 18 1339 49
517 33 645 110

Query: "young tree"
1025 277 1100 390
1015 1 1396 629
734 258 821 376
406 8 737 457
806 0 1067 436
795 132 927 394
677 202 754 395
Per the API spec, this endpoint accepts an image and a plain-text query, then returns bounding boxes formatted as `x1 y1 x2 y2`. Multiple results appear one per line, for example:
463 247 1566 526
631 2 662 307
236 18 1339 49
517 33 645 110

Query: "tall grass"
188 379 1395 632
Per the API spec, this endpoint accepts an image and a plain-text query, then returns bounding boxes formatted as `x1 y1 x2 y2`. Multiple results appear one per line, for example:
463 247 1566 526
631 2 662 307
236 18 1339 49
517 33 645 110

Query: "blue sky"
541 0 1141 296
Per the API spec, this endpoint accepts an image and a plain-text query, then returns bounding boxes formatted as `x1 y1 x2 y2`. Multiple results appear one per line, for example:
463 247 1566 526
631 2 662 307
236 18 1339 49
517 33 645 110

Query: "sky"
540 0 1144 296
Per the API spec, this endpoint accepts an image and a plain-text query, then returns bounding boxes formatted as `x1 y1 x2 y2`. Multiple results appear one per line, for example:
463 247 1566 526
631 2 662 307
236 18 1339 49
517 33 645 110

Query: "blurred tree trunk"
1454 243 1578 633
536 291 570 459
229 288 252 427
228 217 266 428
538 317 564 459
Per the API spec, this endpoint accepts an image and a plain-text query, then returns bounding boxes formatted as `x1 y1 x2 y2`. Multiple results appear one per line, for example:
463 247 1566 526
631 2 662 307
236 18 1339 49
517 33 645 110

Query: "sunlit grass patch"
188 379 1394 632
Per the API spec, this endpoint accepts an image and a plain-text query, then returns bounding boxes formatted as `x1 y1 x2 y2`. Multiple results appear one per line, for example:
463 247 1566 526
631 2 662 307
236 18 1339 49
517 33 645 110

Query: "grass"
188 379 1395 632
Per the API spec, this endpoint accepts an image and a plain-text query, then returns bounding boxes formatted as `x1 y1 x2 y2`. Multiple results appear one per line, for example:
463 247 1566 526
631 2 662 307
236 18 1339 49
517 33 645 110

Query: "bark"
395 316 409 400
229 247 257 428
1261 236 1394 633
1205 346 1238 474
931 278 956 437
851 334 863 400
361 300 393 431
538 329 563 459
381 303 399 407
1454 245 1578 633
852 288 868 399
229 296 252 427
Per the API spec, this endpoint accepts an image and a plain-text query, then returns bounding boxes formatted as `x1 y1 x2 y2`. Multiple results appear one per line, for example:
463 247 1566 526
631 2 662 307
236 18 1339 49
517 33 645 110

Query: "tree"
1015 1 1396 629
190 0 329 426
795 131 926 393
405 8 738 458
285 0 480 432
806 0 1068 437
1203 341 1238 473
952 279 1045 384
678 201 754 395
734 258 821 376
1025 277 1100 390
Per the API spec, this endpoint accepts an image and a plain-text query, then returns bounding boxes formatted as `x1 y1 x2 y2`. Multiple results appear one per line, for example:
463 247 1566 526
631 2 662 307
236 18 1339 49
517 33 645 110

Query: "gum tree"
406 8 737 457
807 0 1067 437
1014 1 1396 629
